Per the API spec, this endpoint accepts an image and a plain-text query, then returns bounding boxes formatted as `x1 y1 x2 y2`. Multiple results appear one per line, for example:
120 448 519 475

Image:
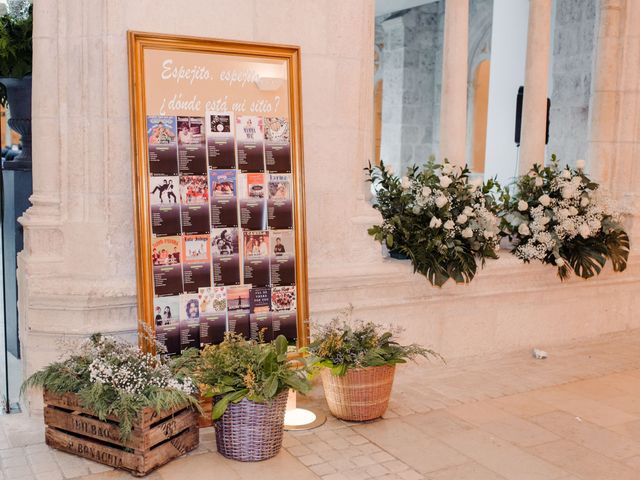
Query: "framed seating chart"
127 32 308 353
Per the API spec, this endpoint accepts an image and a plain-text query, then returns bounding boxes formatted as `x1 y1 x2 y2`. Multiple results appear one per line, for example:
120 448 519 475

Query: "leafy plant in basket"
366 158 501 286
22 333 199 440
194 332 311 420
304 306 443 422
304 306 443 376
498 155 630 280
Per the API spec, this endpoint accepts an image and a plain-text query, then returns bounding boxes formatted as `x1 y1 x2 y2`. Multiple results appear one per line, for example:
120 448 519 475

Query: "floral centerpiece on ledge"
366 158 501 286
498 155 630 280
304 306 443 421
22 333 199 440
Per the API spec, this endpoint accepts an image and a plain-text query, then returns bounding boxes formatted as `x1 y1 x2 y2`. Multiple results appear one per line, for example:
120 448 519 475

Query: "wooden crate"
197 395 212 428
43 390 199 477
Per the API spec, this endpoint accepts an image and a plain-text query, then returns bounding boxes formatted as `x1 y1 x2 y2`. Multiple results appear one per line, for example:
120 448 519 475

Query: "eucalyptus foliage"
0 4 32 106
22 334 199 440
304 307 443 376
193 333 311 420
366 159 501 286
499 156 629 280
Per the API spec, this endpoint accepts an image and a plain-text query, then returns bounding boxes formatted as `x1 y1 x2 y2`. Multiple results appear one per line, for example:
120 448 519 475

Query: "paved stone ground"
3 329 640 479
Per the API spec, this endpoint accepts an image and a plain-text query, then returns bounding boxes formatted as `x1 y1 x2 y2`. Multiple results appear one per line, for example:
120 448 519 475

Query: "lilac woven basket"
214 389 289 462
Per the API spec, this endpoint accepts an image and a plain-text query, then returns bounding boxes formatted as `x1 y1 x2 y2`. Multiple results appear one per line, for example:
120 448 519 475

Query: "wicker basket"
214 389 289 461
321 364 396 421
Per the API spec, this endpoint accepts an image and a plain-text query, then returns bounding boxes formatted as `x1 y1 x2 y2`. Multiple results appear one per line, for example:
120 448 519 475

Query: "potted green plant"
304 307 443 422
22 334 201 476
195 333 311 462
0 1 32 166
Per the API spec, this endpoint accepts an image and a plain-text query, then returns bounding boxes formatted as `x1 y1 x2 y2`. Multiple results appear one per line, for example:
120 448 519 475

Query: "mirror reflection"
374 0 597 184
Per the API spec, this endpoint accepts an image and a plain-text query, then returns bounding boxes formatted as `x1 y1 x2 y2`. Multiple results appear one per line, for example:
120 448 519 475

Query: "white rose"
588 219 602 232
468 177 483 192
535 177 544 187
517 200 529 211
578 223 591 238
435 196 448 208
558 208 570 218
561 169 572 179
421 186 432 197
463 206 474 216
384 164 394 175
518 223 531 236
439 175 453 188
401 176 411 190
568 206 578 216
576 159 586 170
539 216 551 226
555 257 565 267
461 227 473 238
429 217 442 228
456 214 468 224
483 230 495 239
561 187 575 199
441 163 452 175
444 219 455 230
451 166 462 178
580 197 590 207
539 194 551 206
412 205 421 215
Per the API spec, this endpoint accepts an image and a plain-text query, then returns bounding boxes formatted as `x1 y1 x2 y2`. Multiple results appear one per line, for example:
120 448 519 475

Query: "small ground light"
283 391 326 431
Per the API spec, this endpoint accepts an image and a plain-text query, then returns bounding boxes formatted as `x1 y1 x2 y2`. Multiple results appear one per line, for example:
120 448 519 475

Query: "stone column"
519 0 552 173
588 0 640 241
439 0 469 167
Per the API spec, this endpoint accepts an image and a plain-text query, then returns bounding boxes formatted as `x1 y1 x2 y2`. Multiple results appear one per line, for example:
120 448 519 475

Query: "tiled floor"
3 329 640 479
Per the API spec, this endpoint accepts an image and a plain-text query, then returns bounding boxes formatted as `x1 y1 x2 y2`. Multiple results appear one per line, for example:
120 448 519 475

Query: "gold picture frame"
127 31 309 353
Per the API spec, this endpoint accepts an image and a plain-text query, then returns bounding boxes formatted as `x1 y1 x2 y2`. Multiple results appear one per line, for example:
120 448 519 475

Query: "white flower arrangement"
366 158 501 286
87 336 196 397
499 155 630 280
23 333 199 439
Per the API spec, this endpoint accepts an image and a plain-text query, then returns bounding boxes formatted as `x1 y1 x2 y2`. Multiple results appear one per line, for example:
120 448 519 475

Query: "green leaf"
606 229 630 273
286 373 311 394
212 389 248 420
263 374 278 398
331 364 348 376
274 335 288 356
564 237 607 279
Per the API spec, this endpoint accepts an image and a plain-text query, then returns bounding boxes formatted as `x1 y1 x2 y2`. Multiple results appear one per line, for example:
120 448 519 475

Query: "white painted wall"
483 0 530 184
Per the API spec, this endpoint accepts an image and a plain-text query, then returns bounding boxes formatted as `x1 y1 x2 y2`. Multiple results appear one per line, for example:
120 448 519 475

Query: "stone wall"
377 3 443 172
547 0 597 165
405 2 443 167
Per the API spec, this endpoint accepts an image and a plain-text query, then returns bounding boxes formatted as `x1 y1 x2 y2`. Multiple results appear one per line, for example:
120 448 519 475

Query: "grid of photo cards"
148 113 297 354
